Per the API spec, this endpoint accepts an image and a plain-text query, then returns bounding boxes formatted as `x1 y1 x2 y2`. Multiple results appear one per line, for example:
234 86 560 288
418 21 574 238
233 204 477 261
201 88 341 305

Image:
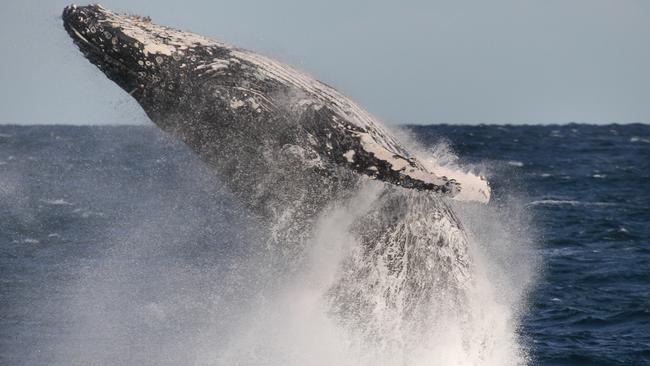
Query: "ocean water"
0 124 648 365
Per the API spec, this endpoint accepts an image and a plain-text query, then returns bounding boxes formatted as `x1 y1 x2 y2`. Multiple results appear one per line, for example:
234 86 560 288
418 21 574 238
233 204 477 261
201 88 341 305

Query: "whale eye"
172 53 181 61
104 31 112 39
89 26 96 33
155 56 163 64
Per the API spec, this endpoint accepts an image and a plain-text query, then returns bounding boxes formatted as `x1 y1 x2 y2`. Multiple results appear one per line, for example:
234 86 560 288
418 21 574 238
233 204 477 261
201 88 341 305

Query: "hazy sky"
1 0 648 125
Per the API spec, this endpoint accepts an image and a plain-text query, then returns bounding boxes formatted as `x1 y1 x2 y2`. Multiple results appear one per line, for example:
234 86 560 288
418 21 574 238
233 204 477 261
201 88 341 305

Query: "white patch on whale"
343 150 355 163
98 8 228 56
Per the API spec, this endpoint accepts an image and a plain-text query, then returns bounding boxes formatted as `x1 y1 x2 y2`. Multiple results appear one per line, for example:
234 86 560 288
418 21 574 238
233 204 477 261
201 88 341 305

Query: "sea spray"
213 179 535 365
39 130 536 366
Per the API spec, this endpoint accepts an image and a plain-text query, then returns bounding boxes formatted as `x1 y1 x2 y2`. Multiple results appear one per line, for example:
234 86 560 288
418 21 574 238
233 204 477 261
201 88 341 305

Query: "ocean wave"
526 200 617 207
41 199 74 206
508 161 524 167
630 137 650 143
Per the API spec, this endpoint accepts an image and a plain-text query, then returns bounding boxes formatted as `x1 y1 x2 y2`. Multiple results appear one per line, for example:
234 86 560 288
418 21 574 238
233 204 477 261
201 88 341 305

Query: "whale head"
62 4 232 125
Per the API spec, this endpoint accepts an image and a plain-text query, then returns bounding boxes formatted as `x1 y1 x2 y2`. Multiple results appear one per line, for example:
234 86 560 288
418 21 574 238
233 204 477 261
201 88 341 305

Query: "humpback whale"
62 4 487 347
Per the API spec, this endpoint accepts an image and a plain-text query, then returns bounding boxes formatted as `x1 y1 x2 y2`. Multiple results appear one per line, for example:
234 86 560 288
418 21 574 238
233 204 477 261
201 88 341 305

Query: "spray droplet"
155 56 163 64
104 31 112 39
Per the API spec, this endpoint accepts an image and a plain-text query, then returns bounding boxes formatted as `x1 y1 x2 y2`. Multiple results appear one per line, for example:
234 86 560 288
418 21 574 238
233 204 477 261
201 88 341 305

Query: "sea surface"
0 124 648 365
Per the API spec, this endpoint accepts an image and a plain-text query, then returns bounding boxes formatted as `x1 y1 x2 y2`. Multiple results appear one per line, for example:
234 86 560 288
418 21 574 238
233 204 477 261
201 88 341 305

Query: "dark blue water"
0 124 648 365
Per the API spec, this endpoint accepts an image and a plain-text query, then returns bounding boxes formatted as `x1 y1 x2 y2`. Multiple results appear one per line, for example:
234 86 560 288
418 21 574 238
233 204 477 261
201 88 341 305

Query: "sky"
0 0 649 125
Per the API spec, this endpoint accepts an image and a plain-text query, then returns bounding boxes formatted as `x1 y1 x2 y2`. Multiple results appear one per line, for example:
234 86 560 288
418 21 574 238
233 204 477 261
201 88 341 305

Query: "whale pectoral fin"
334 132 459 196
351 147 461 195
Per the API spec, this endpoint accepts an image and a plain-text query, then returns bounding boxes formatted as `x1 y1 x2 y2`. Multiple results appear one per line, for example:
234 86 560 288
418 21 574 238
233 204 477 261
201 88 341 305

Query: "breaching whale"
61 4 490 203
62 4 487 347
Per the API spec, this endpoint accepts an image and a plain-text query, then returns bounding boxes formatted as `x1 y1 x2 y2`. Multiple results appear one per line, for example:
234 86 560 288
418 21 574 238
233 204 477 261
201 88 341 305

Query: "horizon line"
1 122 648 127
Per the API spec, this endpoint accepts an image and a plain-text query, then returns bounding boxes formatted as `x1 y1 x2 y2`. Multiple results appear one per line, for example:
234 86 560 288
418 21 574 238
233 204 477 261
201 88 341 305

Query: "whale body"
59 5 490 206
62 4 483 346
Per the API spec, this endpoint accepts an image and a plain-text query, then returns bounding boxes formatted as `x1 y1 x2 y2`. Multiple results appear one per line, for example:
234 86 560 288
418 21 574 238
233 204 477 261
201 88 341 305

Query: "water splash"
40 134 536 366
209 181 536 366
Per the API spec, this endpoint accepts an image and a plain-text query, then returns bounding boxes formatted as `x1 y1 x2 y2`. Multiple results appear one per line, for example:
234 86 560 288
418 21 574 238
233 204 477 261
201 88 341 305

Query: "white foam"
400 137 491 203
630 136 650 143
526 199 616 207
41 198 74 206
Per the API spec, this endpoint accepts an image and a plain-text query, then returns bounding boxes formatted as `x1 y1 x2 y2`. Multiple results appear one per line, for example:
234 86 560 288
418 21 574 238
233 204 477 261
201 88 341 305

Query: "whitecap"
81 210 105 218
41 199 74 206
526 199 617 207
23 238 40 244
508 161 524 167
630 137 650 143
606 227 630 234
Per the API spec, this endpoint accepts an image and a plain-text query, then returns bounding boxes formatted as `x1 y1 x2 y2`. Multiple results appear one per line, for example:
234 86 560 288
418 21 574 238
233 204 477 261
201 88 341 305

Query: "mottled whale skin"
61 5 466 208
62 4 480 340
